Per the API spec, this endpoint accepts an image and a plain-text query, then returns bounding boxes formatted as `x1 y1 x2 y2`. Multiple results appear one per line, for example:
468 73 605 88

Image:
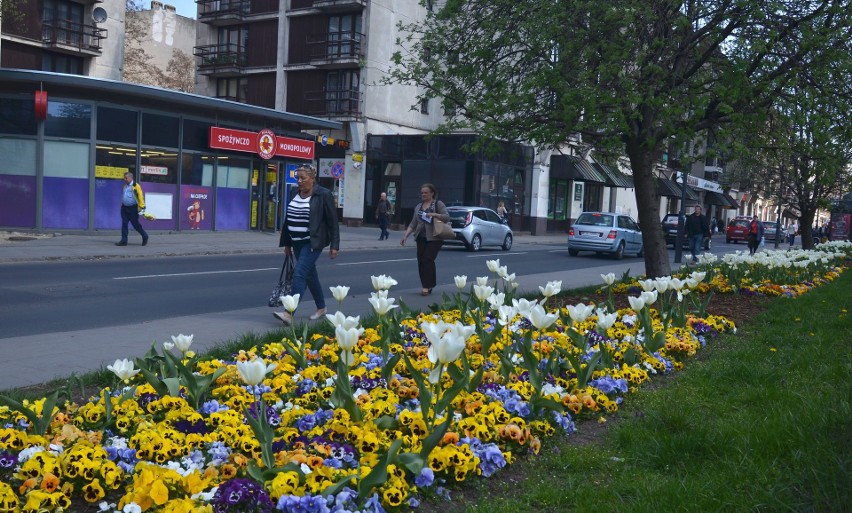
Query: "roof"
551 155 608 183
705 191 739 209
593 163 634 188
0 69 342 134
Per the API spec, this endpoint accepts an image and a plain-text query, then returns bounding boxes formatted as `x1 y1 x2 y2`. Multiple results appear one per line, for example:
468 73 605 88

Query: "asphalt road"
0 244 642 339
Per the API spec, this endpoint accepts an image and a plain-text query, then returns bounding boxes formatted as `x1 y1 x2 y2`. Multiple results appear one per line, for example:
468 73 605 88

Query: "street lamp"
674 168 688 264
774 182 783 249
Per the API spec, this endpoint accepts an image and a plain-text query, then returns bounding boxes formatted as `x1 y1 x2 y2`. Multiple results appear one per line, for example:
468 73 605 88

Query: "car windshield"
576 213 613 226
447 211 468 221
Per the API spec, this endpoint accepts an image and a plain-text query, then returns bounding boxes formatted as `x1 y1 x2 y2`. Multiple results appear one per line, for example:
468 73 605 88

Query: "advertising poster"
180 186 213 231
829 212 850 241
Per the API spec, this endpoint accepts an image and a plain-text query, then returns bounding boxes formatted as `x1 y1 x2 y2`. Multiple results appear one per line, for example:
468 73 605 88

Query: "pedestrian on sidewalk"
400 183 449 296
116 171 149 246
376 192 392 240
747 215 763 255
788 220 798 246
684 205 710 263
273 164 339 326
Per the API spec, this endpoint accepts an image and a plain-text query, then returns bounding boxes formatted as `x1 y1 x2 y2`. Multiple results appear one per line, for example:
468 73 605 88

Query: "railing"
42 20 106 51
194 43 247 68
304 88 362 119
312 0 367 10
308 31 365 61
197 0 250 17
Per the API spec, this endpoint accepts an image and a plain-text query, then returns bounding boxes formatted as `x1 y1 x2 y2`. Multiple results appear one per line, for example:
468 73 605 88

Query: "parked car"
725 217 752 244
661 213 711 250
568 212 643 259
446 206 513 252
762 221 787 242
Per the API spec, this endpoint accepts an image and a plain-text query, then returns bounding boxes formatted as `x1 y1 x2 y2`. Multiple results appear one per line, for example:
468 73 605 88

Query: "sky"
147 0 197 19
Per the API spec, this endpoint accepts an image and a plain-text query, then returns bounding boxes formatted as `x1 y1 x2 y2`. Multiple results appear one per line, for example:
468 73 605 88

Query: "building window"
216 78 248 103
97 106 138 144
328 14 362 58
43 0 84 47
325 71 359 116
42 53 83 74
45 101 91 139
420 98 429 114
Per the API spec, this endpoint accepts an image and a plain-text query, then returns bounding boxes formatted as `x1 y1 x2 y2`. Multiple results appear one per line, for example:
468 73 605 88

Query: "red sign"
209 127 315 160
34 91 48 120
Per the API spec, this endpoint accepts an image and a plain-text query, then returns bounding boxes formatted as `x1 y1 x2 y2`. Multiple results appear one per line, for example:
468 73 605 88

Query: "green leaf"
358 439 402 501
381 353 402 383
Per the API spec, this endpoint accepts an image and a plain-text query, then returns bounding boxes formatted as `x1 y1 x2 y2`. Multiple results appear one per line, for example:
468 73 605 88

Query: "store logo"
257 129 277 160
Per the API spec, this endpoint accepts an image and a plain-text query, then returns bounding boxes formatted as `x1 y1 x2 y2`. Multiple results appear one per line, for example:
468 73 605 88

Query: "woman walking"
400 183 450 296
273 164 339 325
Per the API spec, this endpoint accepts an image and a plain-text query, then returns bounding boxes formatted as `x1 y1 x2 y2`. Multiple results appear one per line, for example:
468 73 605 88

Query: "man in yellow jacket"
116 171 149 246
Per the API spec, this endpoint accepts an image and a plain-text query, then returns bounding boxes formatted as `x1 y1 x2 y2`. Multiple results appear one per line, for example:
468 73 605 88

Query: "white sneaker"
309 308 327 321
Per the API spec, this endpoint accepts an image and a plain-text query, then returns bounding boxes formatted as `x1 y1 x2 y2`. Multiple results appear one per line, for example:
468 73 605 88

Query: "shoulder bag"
432 218 456 240
268 254 295 307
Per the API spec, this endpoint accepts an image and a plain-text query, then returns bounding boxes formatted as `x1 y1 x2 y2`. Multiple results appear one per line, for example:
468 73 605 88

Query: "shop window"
216 157 251 189
142 113 179 148
97 107 138 144
45 101 91 139
140 148 178 185
44 141 88 178
181 153 213 187
549 179 568 220
183 119 214 152
95 145 137 179
0 98 37 136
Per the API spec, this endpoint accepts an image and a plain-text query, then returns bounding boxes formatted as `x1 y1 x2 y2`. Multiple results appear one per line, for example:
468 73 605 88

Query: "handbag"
268 254 295 307
432 218 456 240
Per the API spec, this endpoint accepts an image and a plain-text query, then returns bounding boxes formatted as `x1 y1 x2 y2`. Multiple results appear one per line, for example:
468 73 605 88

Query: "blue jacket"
279 184 340 251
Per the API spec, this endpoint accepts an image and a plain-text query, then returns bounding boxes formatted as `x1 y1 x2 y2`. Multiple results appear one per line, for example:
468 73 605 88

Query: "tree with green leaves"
388 0 851 277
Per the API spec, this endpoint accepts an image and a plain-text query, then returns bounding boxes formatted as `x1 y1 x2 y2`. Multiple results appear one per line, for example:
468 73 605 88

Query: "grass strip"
440 271 851 512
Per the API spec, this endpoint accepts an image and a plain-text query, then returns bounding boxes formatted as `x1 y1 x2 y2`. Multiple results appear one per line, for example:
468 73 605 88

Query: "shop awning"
593 163 634 188
658 178 699 201
706 191 739 209
550 155 608 183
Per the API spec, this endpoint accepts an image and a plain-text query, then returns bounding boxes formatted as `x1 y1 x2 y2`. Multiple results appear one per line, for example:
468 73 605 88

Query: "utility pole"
674 168 689 264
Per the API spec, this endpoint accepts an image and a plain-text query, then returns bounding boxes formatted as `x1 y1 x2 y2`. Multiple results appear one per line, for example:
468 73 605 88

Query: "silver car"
568 212 643 259
446 206 513 251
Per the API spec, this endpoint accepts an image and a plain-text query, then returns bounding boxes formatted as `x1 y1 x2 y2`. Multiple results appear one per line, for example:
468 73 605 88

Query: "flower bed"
1 243 849 513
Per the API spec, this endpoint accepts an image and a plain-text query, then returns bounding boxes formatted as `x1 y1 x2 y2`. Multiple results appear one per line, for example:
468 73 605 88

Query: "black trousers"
120 204 148 242
378 214 389 239
415 238 443 289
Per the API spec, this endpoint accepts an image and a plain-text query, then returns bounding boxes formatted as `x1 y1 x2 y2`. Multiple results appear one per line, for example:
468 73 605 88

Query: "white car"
446 206 513 251
568 212 643 259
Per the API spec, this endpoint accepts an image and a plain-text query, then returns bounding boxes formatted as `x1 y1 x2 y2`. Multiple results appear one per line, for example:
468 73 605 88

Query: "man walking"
684 205 709 263
116 171 149 246
788 220 799 246
376 192 392 240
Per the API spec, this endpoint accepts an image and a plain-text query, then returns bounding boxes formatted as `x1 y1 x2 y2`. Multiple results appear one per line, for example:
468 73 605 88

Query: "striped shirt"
286 194 311 242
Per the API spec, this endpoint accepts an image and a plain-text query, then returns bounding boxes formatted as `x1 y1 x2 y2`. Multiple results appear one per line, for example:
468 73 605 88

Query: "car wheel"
568 248 579 256
501 234 513 251
612 241 625 260
467 234 482 252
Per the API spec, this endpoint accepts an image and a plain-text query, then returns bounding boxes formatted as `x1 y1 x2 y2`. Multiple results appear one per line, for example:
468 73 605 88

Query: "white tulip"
236 358 277 386
473 284 495 301
476 276 489 286
420 320 450 347
170 334 194 354
335 325 365 367
496 265 510 279
600 273 616 286
669 278 685 291
325 311 360 330
487 292 506 311
280 294 300 313
566 303 594 323
628 295 646 312
595 310 618 331
690 271 707 283
162 341 175 351
446 322 476 341
370 274 398 291
329 285 350 303
539 280 562 299
527 304 558 330
425 324 469 385
640 290 658 306
638 279 656 292
504 273 516 283
486 259 501 273
496 304 518 326
512 297 538 319
107 358 140 381
368 293 399 315
654 277 670 293
454 275 468 289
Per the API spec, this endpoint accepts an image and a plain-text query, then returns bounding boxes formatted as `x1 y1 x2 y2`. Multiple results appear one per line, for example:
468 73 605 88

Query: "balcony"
197 0 278 25
42 20 106 56
304 88 362 120
308 31 365 68
194 44 247 76
704 156 726 175
312 0 367 12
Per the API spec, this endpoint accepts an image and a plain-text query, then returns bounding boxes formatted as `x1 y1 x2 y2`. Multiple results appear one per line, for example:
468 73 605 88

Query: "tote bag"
268 254 295 307
433 219 456 240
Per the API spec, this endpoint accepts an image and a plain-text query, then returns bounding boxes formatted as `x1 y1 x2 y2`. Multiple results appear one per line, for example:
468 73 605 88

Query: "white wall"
91 0 127 80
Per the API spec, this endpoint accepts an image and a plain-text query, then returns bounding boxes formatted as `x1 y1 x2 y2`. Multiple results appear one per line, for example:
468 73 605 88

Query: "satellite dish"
92 7 107 23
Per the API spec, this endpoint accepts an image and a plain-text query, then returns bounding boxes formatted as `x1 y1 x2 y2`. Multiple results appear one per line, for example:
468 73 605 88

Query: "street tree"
123 0 165 87
388 0 851 277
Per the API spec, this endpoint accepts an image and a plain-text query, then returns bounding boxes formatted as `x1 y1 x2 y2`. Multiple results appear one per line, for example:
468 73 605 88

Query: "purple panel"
95 179 123 229
0 175 36 228
138 182 179 231
216 187 250 230
179 185 213 231
43 177 88 229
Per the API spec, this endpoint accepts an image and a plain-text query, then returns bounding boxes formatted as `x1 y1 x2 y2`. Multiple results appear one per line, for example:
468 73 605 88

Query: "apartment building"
0 0 124 79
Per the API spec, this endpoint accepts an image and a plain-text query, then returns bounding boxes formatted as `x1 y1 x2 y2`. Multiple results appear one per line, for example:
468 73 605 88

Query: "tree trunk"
799 208 817 250
626 142 671 278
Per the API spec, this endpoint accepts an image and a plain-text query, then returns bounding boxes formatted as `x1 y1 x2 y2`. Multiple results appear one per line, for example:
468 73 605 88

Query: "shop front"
0 69 340 233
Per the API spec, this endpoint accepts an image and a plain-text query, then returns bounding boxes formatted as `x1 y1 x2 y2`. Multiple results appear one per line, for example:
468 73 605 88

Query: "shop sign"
209 127 315 160
141 165 168 176
673 172 723 193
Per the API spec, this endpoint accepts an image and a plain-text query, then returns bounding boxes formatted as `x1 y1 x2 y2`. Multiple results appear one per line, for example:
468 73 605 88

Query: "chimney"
164 4 176 12
151 1 163 9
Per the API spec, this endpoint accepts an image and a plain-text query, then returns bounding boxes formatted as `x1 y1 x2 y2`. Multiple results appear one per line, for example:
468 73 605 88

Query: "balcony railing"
304 88 362 119
194 43 247 70
312 0 367 12
42 20 106 52
308 31 365 64
197 0 249 18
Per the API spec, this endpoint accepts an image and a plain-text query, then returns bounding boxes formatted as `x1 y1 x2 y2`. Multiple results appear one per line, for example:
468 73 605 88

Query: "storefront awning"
593 163 634 188
706 191 739 209
550 155 608 183
658 178 699 201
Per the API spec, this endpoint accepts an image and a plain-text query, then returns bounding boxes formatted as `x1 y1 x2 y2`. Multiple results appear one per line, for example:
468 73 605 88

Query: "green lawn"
429 271 851 513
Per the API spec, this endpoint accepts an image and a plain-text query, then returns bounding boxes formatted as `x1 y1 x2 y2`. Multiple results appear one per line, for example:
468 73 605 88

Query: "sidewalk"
0 226 647 390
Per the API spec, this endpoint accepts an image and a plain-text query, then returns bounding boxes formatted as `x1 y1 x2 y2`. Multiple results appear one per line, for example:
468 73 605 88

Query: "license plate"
580 231 600 237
